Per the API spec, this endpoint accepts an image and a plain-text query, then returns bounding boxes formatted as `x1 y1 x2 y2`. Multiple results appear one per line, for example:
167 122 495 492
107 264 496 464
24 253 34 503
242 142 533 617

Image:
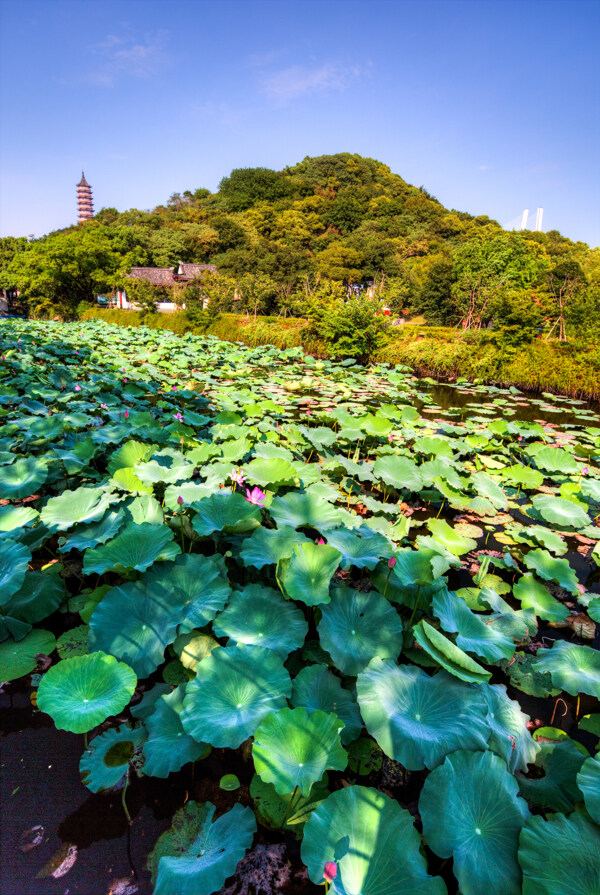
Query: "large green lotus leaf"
110 467 154 495
0 456 48 499
413 620 492 684
318 587 403 675
302 785 447 895
130 682 172 720
0 613 31 642
419 457 465 489
163 481 213 511
269 491 349 531
143 684 211 778
36 651 136 734
153 801 256 895
0 539 32 599
123 493 164 525
83 522 181 575
0 628 56 680
391 548 450 587
505 652 560 697
0 504 39 534
533 446 579 474
323 525 393 570
482 683 539 773
146 553 231 631
512 573 569 622
58 508 127 553
356 659 489 770
500 465 544 489
413 435 454 458
532 640 600 698
372 454 423 492
135 451 196 486
80 723 146 792
3 570 64 624
181 644 291 749
577 754 600 823
213 584 307 657
523 548 579 594
107 439 154 475
511 524 568 555
432 590 515 663
423 519 478 557
517 739 586 812
89 578 182 677
531 494 590 529
279 542 342 606
579 713 600 737
41 485 115 530
245 457 297 487
477 587 537 642
470 471 508 509
191 492 262 537
253 707 347 796
238 524 312 568
250 772 330 834
291 664 362 745
420 750 529 895
518 812 600 895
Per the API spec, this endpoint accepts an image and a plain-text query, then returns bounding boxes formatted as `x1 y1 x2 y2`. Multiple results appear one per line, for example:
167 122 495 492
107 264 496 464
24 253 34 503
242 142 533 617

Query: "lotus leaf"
0 628 56 681
36 651 136 733
41 484 115 530
111 467 154 495
83 522 180 575
0 504 38 534
531 493 590 529
523 548 580 594
470 471 508 509
423 519 478 556
512 573 569 622
269 491 348 531
89 578 182 677
213 584 307 657
577 754 600 822
245 457 297 486
413 620 492 683
356 659 489 769
153 801 256 895
0 539 31 599
302 785 447 895
532 640 600 698
432 590 516 663
518 811 600 895
173 631 220 673
391 548 450 587
191 492 262 537
533 446 579 473
318 587 403 675
482 683 539 772
146 553 231 631
143 684 211 777
181 644 291 748
107 439 154 474
420 750 529 895
0 456 48 499
278 542 342 606
250 772 330 833
238 524 311 568
372 454 423 492
59 508 127 553
517 739 586 811
80 723 146 791
505 651 560 697
56 624 89 658
290 664 362 745
323 525 393 570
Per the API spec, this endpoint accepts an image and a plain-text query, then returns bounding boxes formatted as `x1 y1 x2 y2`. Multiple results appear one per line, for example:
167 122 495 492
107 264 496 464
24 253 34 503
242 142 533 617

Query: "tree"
218 168 293 211
416 260 456 324
545 261 587 341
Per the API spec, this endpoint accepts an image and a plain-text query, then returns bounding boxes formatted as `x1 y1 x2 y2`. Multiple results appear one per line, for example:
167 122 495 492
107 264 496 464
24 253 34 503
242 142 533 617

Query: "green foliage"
305 291 389 360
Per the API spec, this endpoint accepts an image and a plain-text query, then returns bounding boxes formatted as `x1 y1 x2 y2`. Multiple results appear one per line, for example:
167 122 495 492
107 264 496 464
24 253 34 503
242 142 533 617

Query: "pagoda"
76 172 94 222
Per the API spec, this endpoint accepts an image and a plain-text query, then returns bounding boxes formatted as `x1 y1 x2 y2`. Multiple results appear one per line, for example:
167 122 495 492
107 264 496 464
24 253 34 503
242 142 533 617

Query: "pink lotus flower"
172 385 177 391
316 537 325 545
388 556 397 568
323 862 337 883
245 486 265 507
582 466 589 475
388 432 394 443
177 495 184 506
75 349 78 355
100 403 108 410
75 385 81 391
124 377 127 383
173 411 183 422
124 410 129 419
230 468 246 487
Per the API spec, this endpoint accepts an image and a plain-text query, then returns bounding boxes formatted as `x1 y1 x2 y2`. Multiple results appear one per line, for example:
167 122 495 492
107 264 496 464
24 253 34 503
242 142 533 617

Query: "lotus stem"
576 694 581 720
435 500 445 519
281 784 300 828
383 566 393 599
83 731 89 751
405 585 422 646
180 517 185 553
122 772 132 825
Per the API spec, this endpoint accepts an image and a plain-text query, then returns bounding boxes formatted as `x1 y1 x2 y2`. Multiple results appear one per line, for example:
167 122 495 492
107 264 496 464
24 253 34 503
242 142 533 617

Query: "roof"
77 171 90 187
177 263 217 279
126 267 177 286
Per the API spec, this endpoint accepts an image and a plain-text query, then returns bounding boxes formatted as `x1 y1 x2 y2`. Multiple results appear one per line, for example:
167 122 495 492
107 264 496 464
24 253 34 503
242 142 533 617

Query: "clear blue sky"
1 0 599 245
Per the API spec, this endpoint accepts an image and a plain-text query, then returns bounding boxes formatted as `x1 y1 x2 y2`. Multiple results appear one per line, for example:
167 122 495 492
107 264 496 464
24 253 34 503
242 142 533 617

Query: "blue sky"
1 0 599 245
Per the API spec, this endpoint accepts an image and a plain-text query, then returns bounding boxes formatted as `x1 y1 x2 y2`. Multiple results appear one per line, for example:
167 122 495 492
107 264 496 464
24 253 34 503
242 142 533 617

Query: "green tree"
416 260 456 324
218 168 293 211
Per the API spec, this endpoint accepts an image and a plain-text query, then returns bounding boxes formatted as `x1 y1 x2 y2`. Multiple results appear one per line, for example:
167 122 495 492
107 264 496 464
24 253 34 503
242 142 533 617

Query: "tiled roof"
177 263 217 278
126 267 177 285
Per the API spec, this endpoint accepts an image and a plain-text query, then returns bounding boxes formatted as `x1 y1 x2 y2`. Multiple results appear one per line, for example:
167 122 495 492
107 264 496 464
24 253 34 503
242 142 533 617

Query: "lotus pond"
1 318 600 895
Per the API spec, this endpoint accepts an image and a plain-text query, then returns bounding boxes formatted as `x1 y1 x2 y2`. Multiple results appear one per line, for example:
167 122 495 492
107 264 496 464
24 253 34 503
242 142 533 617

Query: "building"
110 262 217 311
77 172 94 222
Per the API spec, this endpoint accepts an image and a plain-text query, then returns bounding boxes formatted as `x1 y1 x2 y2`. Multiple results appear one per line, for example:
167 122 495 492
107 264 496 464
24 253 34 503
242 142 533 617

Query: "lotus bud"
75 385 81 391
177 495 184 506
388 556 397 568
323 862 337 883
124 410 129 419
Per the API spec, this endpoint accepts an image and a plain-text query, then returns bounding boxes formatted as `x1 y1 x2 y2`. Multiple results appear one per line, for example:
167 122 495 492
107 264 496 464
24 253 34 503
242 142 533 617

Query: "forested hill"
1 153 598 330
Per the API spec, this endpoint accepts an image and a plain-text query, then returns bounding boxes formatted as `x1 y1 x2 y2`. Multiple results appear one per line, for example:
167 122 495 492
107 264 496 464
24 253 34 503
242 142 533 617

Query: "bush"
305 293 389 360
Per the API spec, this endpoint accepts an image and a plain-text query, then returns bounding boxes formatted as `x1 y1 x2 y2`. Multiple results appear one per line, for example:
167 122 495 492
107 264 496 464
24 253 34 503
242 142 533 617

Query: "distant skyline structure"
513 207 544 232
76 172 93 222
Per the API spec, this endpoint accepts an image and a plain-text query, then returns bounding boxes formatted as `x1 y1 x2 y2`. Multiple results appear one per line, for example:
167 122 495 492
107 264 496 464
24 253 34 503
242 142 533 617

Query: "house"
111 262 217 311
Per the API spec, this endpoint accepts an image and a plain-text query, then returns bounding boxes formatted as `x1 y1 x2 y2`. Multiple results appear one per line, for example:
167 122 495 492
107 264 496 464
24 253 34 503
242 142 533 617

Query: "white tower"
519 209 529 231
535 208 543 231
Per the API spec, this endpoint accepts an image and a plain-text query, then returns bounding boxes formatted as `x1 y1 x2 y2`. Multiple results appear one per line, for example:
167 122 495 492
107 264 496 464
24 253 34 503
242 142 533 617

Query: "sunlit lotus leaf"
36 651 136 733
577 754 600 823
163 481 213 511
135 450 196 485
253 707 347 796
107 439 154 475
269 491 349 531
124 493 164 525
41 484 115 530
302 785 447 895
110 467 154 495
511 524 567 555
323 525 393 570
413 435 454 458
419 458 465 489
523 548 579 594
0 456 48 499
181 644 291 748
512 574 569 622
213 584 307 657
391 548 450 587
58 508 127 553
517 739 586 812
413 620 492 683
0 628 56 680
278 542 342 606
245 457 297 487
3 569 65 624
531 494 590 529
500 465 544 489
80 723 146 792
505 651 560 697
191 492 262 537
532 640 600 698
291 664 362 745
89 578 182 677
357 659 489 769
481 683 539 773
424 519 478 556
518 812 600 895
83 522 180 575
318 587 403 675
533 446 579 474
470 472 508 509
579 713 600 737
250 771 330 833
432 590 515 663
238 524 312 568
146 553 231 631
173 631 220 673
0 539 32 599
143 684 211 778
372 454 423 492
153 801 256 895
0 504 38 534
420 750 529 895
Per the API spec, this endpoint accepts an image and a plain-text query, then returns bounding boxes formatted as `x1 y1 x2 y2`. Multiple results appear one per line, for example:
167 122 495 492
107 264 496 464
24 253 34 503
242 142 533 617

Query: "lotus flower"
75 385 81 391
582 466 589 475
173 411 183 422
388 556 397 568
245 487 265 507
124 410 129 419
230 468 246 487
177 495 184 506
323 862 337 883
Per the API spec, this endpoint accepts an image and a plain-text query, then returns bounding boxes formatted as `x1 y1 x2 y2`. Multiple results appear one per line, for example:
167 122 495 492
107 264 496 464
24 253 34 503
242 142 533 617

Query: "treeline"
1 153 599 344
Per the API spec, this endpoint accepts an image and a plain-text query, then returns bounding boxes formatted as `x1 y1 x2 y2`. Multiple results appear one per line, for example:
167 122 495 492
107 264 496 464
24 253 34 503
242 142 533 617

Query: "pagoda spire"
77 171 94 222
